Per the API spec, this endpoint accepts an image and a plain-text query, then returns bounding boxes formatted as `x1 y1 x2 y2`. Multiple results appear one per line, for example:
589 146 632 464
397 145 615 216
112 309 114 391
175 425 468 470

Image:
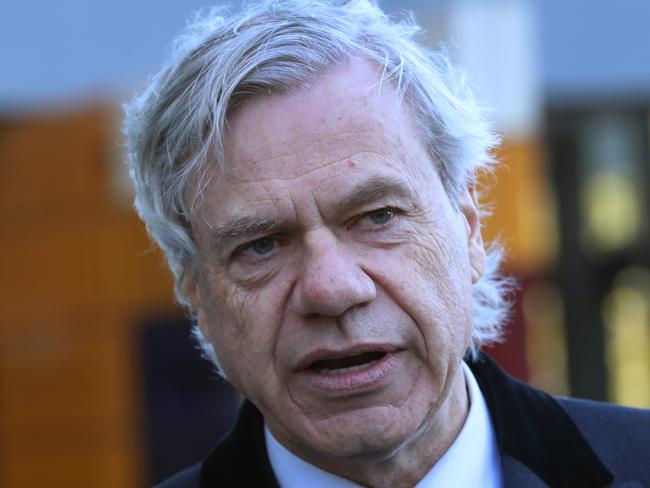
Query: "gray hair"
123 0 513 374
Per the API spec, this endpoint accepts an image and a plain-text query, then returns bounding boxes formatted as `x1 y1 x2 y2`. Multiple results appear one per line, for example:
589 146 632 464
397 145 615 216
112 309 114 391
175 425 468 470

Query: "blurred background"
1 0 649 486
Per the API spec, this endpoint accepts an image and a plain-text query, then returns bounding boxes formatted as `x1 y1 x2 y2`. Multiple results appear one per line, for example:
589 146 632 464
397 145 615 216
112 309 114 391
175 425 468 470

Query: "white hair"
123 0 513 375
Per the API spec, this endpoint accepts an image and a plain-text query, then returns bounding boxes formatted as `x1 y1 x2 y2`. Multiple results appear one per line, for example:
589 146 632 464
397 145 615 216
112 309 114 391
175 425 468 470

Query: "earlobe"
459 182 486 284
185 276 201 309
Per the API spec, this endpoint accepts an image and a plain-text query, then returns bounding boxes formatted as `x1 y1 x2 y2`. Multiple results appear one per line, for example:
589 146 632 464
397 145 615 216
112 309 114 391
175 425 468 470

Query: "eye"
240 236 276 257
365 207 395 225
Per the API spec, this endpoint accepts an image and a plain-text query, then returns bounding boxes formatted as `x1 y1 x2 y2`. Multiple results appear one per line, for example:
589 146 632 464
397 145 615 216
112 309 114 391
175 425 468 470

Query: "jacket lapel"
200 400 280 487
469 354 613 487
501 455 552 487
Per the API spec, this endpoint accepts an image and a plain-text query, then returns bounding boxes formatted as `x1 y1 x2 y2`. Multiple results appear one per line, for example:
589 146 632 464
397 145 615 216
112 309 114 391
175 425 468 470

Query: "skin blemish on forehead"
347 158 357 169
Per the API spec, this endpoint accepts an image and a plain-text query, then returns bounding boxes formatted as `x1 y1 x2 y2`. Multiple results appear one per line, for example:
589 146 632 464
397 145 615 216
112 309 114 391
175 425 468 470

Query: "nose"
291 229 376 317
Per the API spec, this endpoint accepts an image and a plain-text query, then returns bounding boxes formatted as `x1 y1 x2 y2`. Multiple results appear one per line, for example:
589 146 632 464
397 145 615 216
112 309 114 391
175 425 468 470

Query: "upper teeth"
315 359 379 375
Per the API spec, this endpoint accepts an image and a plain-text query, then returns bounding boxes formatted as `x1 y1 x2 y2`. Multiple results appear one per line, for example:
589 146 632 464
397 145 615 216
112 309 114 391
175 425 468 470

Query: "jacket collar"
469 353 613 487
200 354 613 487
200 398 280 487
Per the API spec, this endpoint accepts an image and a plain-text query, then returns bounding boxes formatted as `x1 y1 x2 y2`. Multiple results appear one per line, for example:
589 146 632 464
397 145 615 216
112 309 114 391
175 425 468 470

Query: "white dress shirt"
265 362 502 487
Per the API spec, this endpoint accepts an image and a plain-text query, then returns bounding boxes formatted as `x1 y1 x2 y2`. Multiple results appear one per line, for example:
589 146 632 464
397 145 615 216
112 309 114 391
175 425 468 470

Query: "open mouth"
299 348 401 393
310 351 387 375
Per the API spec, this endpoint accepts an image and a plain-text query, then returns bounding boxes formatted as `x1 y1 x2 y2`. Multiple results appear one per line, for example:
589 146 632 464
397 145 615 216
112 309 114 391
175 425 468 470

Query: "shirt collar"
264 362 501 488
416 362 501 488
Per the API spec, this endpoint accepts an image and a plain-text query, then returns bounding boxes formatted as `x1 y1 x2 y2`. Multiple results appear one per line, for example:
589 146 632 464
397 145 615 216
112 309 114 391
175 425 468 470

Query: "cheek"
388 229 474 354
406 228 470 303
202 282 264 378
199 276 286 391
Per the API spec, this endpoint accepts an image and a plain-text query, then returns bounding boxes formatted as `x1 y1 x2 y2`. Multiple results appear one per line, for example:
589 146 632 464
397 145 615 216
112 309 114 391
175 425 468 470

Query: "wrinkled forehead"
219 57 427 183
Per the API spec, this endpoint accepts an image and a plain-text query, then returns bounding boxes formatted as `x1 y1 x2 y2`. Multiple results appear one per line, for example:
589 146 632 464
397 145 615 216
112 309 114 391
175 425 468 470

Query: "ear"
458 181 486 284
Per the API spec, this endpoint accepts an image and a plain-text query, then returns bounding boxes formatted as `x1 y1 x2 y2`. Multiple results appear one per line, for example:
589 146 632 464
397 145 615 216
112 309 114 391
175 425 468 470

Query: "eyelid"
233 234 286 260
353 206 400 227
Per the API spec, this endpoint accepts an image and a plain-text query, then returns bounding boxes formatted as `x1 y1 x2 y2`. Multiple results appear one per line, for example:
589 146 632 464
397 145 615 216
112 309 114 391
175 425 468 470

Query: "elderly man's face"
189 59 485 466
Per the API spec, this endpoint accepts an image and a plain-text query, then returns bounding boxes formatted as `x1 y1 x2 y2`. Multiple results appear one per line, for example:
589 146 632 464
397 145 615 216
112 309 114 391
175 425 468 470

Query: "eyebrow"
336 175 414 215
207 215 282 247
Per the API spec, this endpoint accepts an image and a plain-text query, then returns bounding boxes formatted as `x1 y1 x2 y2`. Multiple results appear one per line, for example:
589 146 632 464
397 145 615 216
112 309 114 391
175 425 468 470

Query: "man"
124 1 649 487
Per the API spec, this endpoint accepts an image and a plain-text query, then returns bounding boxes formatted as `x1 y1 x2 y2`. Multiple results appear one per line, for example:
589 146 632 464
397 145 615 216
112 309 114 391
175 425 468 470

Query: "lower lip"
299 351 401 394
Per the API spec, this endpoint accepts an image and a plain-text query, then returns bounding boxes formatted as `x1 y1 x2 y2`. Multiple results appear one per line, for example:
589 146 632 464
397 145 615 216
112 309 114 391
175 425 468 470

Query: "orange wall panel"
0 106 171 488
0 108 106 214
480 138 557 275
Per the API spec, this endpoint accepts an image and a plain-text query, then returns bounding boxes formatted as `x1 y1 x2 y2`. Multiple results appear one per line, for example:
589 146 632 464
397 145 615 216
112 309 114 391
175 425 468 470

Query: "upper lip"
294 343 402 371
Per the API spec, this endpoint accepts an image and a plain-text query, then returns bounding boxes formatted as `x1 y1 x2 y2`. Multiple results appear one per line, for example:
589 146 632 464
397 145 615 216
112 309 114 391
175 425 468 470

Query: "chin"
304 405 424 460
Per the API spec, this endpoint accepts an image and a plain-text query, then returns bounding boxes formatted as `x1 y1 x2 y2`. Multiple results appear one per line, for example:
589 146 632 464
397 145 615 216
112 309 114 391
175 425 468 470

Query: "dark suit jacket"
156 354 650 487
